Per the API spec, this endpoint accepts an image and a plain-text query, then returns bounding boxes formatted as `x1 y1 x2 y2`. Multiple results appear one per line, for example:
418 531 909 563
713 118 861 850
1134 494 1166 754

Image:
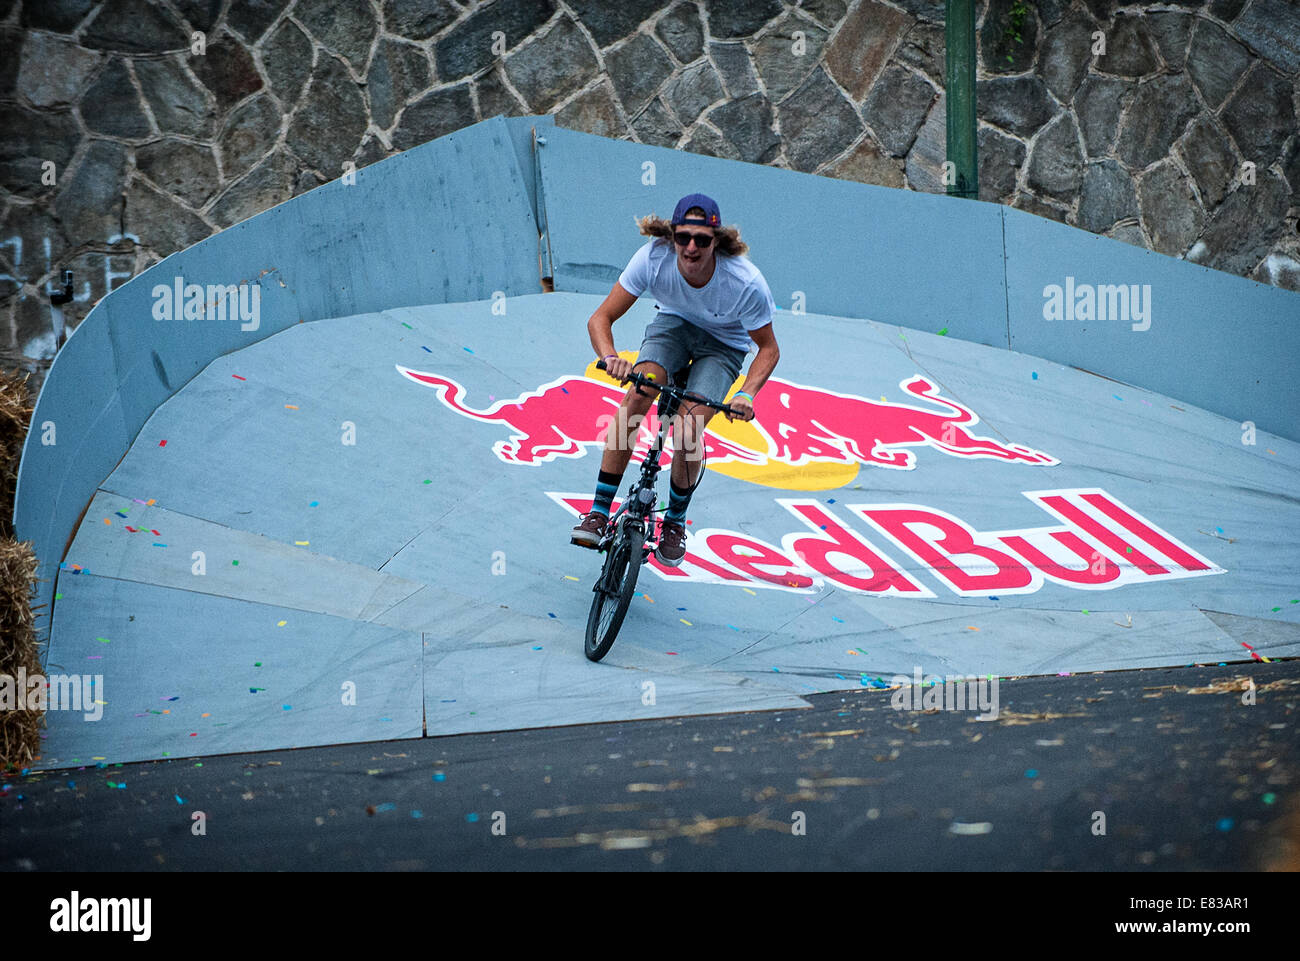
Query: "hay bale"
0 538 42 768
0 369 40 766
0 369 34 538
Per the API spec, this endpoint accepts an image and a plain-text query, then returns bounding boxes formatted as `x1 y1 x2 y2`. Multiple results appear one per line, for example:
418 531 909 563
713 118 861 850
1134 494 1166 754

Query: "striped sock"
665 481 692 525
591 470 621 518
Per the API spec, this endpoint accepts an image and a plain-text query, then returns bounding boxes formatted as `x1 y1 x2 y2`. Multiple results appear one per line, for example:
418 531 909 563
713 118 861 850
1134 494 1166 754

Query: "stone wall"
2 0 1297 393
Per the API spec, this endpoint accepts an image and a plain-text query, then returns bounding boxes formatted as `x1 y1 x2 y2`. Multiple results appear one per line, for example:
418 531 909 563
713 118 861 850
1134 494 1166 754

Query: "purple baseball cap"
671 193 721 227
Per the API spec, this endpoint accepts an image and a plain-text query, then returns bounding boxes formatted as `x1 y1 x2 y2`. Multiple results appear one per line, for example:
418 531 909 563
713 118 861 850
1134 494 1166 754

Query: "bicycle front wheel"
585 533 644 662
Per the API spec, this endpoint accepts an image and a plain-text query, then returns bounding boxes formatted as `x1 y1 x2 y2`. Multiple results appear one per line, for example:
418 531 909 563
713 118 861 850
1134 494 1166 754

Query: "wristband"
732 391 754 404
602 354 618 363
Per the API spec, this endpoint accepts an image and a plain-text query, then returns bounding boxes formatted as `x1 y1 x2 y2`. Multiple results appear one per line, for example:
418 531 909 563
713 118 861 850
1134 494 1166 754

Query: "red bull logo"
748 375 1057 470
396 360 1057 487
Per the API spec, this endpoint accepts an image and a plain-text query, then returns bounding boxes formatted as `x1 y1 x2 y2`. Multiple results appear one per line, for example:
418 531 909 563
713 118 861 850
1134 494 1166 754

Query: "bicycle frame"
597 382 682 558
595 364 746 556
584 361 746 661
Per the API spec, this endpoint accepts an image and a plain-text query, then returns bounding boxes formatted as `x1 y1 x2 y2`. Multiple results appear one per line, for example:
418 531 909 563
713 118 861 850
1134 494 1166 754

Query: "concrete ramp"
36 292 1300 767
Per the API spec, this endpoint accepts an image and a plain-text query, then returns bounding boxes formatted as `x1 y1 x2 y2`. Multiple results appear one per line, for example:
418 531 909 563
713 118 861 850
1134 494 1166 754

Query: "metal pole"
49 269 73 349
945 0 978 200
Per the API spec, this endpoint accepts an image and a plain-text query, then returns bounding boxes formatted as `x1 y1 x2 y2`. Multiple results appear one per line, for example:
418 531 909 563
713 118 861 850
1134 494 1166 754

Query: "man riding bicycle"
570 193 780 566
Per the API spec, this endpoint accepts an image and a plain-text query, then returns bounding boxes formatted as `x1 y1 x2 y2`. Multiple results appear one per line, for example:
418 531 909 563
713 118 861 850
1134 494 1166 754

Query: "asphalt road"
2 660 1296 872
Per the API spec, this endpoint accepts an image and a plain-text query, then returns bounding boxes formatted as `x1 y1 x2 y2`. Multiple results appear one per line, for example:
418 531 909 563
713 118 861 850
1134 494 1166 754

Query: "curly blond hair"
636 211 749 257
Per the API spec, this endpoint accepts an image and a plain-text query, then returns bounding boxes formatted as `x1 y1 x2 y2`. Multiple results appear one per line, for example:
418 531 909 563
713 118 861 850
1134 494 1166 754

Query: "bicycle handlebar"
596 359 749 419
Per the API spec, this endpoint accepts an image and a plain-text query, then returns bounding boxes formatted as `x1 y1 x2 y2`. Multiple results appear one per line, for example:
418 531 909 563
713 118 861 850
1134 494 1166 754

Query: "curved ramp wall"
534 127 1300 443
15 116 552 623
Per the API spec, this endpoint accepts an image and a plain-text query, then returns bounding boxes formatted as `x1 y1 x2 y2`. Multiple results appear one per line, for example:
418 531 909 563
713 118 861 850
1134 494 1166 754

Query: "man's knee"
675 410 711 458
678 406 714 430
632 360 668 383
625 361 666 408
622 388 655 415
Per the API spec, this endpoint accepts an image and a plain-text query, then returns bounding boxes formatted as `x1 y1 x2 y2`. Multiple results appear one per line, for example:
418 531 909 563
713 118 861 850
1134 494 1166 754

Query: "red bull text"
548 489 1224 597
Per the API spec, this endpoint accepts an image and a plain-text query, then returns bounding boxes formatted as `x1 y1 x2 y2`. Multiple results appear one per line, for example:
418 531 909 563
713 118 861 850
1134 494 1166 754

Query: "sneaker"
655 520 687 567
570 512 608 548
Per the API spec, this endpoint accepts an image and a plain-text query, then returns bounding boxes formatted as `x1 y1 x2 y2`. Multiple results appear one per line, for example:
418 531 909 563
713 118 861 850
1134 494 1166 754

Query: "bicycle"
584 359 747 662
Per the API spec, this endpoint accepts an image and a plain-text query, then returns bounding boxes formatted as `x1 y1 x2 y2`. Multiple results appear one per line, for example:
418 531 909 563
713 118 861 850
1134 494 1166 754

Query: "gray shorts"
634 313 747 409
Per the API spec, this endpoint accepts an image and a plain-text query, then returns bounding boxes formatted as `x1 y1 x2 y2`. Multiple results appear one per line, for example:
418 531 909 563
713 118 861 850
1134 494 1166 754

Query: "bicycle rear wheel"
585 530 644 662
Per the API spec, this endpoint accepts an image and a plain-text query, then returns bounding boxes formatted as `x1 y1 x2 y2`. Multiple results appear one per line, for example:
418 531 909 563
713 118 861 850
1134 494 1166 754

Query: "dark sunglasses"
673 231 714 248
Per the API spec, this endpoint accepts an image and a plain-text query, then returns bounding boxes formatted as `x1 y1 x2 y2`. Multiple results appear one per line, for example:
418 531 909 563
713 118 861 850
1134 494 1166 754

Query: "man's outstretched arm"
587 282 639 380
727 323 778 421
741 322 779 395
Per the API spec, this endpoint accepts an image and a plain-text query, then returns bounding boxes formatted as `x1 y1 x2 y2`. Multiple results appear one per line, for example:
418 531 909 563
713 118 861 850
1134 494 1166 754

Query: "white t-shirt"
617 239 775 351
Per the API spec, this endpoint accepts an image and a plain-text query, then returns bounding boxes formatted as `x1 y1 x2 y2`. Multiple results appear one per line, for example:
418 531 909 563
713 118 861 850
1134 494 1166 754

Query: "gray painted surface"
33 294 1300 768
44 575 423 766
